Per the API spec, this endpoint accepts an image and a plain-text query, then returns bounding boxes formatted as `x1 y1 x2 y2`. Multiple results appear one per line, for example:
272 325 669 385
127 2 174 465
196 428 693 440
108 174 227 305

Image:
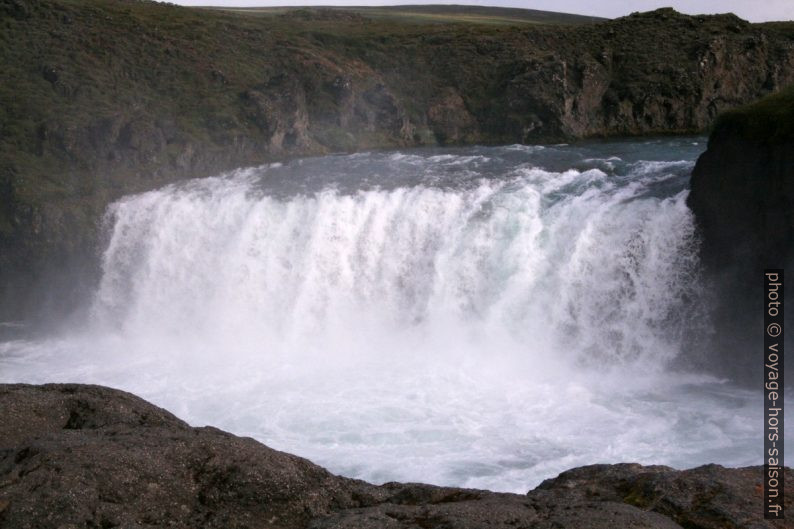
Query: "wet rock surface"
0 384 788 528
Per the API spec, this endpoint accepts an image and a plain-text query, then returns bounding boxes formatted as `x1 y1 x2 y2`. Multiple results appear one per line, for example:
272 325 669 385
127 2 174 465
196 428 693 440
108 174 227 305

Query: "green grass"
714 84 794 143
206 5 606 26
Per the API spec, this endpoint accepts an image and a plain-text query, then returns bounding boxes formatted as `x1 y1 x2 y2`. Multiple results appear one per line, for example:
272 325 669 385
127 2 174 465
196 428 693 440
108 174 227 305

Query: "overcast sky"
170 0 793 23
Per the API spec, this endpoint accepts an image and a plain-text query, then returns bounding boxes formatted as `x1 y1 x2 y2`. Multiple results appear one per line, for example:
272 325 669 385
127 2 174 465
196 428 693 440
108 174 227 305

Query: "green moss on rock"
713 84 794 144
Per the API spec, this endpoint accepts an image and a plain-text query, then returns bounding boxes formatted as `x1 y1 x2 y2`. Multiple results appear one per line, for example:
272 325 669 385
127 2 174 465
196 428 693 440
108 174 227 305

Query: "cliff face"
1 384 789 529
689 86 794 269
2 0 794 319
687 86 793 380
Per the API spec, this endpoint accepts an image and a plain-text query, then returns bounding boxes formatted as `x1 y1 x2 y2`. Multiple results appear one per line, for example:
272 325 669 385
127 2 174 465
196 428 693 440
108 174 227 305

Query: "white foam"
0 147 774 492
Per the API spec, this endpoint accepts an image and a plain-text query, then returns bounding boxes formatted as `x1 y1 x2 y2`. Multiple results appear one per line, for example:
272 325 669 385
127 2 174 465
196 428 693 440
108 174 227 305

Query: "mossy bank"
2 0 794 320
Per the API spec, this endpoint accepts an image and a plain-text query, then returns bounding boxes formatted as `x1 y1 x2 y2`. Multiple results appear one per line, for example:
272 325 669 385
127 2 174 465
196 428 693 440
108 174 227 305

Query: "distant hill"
211 4 607 26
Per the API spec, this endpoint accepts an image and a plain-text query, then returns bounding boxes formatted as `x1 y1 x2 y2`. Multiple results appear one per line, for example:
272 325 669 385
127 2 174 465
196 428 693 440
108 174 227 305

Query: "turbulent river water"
0 137 784 492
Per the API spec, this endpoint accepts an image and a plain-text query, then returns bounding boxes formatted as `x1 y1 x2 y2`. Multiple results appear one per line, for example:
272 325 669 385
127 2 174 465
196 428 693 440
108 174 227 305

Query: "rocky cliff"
687 85 793 380
0 384 789 528
2 0 794 319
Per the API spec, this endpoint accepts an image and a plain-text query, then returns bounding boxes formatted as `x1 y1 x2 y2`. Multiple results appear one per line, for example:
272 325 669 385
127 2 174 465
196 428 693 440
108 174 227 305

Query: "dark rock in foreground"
0 384 788 528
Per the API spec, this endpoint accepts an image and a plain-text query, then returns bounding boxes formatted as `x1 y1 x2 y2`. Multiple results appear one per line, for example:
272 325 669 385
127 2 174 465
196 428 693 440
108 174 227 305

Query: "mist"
0 138 778 491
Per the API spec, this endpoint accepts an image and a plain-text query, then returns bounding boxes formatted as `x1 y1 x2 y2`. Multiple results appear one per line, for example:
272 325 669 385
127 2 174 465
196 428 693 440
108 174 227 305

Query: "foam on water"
0 139 780 492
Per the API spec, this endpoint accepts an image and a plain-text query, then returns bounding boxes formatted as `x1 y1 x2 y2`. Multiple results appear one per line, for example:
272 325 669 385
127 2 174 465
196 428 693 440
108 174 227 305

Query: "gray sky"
170 0 794 22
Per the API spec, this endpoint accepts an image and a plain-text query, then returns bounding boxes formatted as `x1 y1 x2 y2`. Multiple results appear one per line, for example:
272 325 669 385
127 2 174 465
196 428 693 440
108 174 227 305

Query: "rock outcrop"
687 85 793 381
2 0 794 320
0 384 789 528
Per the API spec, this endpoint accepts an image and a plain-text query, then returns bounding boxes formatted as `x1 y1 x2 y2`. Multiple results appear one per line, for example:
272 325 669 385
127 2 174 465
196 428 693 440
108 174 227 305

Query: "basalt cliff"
2 0 794 319
687 85 793 380
0 384 789 529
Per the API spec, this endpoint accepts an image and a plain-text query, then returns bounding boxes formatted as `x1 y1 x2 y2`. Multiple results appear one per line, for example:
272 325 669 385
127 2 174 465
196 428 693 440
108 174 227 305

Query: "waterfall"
2 140 764 492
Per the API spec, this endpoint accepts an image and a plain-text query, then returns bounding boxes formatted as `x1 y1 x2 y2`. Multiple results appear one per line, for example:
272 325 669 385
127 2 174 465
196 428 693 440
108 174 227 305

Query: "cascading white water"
93 154 699 367
0 139 772 492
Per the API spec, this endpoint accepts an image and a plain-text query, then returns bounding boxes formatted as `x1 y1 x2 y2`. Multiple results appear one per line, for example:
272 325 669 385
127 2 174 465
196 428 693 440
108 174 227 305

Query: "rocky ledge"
0 384 788 528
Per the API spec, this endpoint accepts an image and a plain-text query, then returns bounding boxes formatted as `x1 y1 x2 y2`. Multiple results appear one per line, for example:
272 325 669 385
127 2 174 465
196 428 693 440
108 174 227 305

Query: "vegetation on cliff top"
713 84 794 143
211 4 606 26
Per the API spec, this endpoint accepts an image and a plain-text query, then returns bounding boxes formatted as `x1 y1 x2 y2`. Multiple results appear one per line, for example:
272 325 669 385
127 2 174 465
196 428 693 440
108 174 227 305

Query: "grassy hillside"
712 84 794 143
213 5 606 26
